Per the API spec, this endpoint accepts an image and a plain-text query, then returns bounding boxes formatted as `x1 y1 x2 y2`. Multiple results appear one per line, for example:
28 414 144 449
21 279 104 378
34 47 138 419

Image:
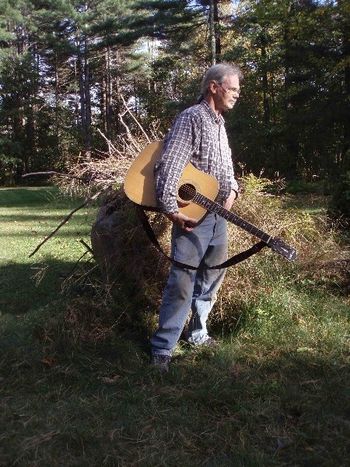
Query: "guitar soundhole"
178 183 196 201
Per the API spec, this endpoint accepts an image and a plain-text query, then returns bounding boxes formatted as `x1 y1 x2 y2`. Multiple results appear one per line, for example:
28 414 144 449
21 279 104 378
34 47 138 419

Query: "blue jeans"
151 213 227 356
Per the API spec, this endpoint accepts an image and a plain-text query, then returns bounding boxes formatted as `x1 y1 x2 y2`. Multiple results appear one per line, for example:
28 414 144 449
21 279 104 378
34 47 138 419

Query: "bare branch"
55 114 162 199
120 94 152 143
97 128 118 153
80 239 94 255
22 171 84 181
29 189 106 258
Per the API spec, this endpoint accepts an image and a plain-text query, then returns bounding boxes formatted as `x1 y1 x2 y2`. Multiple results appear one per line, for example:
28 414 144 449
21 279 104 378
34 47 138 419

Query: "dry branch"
29 189 105 258
56 120 161 198
29 99 162 259
22 171 84 181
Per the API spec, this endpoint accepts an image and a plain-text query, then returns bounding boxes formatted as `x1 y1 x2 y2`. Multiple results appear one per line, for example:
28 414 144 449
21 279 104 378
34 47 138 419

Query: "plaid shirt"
154 100 239 213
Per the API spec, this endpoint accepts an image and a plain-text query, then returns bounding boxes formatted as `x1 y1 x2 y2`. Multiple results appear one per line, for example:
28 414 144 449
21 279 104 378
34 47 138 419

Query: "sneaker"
150 354 171 372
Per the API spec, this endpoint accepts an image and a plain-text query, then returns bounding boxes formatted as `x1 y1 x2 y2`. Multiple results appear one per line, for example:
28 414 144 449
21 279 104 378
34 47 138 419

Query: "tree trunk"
106 46 113 138
340 0 350 169
261 43 270 125
209 0 216 64
283 5 298 178
84 36 92 153
77 35 92 155
213 0 221 60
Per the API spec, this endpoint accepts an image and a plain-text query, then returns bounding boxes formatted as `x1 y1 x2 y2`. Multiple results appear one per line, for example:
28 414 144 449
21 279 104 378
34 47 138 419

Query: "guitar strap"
136 206 267 270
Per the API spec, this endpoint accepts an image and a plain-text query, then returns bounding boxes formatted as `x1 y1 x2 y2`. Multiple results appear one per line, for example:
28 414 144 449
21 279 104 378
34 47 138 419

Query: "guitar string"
179 184 272 243
179 185 296 260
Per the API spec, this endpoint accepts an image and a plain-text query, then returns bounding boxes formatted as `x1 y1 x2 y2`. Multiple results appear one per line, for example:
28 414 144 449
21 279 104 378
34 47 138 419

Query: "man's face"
212 74 240 112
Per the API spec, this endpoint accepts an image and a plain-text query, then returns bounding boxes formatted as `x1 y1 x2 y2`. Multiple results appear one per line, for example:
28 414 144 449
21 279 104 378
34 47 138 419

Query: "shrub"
0 155 22 185
329 171 350 224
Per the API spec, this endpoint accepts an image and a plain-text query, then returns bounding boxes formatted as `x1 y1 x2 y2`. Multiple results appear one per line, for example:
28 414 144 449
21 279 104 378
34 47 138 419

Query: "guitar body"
123 141 219 222
124 141 297 261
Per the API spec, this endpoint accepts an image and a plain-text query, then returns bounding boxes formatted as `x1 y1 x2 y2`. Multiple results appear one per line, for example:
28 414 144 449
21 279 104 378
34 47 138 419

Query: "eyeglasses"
217 82 241 95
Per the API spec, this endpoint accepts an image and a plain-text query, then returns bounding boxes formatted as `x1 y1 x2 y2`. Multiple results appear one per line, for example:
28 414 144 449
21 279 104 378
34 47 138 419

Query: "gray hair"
200 63 243 97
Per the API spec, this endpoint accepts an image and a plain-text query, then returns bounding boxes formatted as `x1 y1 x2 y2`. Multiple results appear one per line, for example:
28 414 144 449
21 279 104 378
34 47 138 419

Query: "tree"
221 0 348 180
0 0 347 183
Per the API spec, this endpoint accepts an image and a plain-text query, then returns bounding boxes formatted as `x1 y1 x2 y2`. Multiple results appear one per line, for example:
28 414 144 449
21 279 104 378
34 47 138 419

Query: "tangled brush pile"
50 109 348 340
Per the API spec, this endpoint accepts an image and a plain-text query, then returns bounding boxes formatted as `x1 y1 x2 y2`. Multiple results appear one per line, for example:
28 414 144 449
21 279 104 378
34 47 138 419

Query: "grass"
0 186 349 466
281 193 329 215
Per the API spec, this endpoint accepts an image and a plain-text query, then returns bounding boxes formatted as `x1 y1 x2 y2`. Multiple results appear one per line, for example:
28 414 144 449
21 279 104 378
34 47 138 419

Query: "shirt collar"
200 100 225 125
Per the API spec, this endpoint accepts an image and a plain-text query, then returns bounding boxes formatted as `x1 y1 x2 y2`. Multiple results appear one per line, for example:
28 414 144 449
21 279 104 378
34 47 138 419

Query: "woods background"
0 0 349 188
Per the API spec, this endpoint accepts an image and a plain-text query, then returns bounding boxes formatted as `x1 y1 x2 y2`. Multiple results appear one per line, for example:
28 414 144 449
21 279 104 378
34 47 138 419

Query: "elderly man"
150 63 242 371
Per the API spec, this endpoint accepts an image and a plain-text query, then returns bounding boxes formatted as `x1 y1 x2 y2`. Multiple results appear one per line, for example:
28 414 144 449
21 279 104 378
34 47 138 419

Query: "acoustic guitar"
124 141 297 261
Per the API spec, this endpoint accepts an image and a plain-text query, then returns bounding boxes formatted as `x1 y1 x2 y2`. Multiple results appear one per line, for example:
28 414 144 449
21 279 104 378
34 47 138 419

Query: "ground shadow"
0 259 89 315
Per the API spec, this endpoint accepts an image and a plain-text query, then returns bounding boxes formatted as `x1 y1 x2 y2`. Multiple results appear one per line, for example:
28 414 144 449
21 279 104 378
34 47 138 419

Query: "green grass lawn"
0 186 94 315
0 187 349 466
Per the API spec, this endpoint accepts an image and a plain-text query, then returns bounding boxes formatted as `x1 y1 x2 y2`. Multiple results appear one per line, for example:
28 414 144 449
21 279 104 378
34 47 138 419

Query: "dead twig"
97 128 118 154
29 189 106 258
80 239 94 255
22 171 84 181
60 250 96 292
120 94 152 144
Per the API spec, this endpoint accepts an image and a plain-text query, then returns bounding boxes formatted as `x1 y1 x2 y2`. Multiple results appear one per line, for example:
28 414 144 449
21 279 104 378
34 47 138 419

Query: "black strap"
136 206 267 270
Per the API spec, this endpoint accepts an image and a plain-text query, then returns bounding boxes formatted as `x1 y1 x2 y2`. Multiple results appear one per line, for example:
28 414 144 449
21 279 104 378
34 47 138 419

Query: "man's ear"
208 80 218 95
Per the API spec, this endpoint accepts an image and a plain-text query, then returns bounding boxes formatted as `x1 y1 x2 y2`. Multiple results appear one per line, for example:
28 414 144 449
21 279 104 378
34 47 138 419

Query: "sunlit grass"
0 186 96 315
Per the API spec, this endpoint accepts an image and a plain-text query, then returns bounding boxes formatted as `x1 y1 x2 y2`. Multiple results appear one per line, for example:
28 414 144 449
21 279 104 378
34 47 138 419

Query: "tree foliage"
0 0 348 186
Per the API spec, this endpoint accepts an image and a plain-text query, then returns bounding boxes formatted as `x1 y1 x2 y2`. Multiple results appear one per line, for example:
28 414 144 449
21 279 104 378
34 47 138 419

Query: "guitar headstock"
269 237 297 261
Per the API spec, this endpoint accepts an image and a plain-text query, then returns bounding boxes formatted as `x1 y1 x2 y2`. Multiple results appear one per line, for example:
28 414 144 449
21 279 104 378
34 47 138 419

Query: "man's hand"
223 190 238 211
166 211 198 232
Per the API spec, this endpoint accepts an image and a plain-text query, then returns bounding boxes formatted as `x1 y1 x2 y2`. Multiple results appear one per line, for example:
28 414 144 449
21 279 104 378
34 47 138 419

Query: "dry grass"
86 172 349 330
38 116 349 352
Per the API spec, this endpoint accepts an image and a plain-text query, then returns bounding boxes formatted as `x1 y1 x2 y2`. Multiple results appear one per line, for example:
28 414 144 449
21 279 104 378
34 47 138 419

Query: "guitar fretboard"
193 192 272 244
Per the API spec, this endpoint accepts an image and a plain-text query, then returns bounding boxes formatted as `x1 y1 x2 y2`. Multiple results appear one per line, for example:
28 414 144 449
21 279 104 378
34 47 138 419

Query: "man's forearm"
223 189 238 211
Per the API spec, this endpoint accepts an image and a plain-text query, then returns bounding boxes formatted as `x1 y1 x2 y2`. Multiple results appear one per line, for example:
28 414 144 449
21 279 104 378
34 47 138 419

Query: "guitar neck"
193 193 272 244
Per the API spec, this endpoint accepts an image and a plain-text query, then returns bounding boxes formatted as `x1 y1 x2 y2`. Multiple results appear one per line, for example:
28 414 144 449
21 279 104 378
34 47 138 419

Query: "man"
150 63 242 371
